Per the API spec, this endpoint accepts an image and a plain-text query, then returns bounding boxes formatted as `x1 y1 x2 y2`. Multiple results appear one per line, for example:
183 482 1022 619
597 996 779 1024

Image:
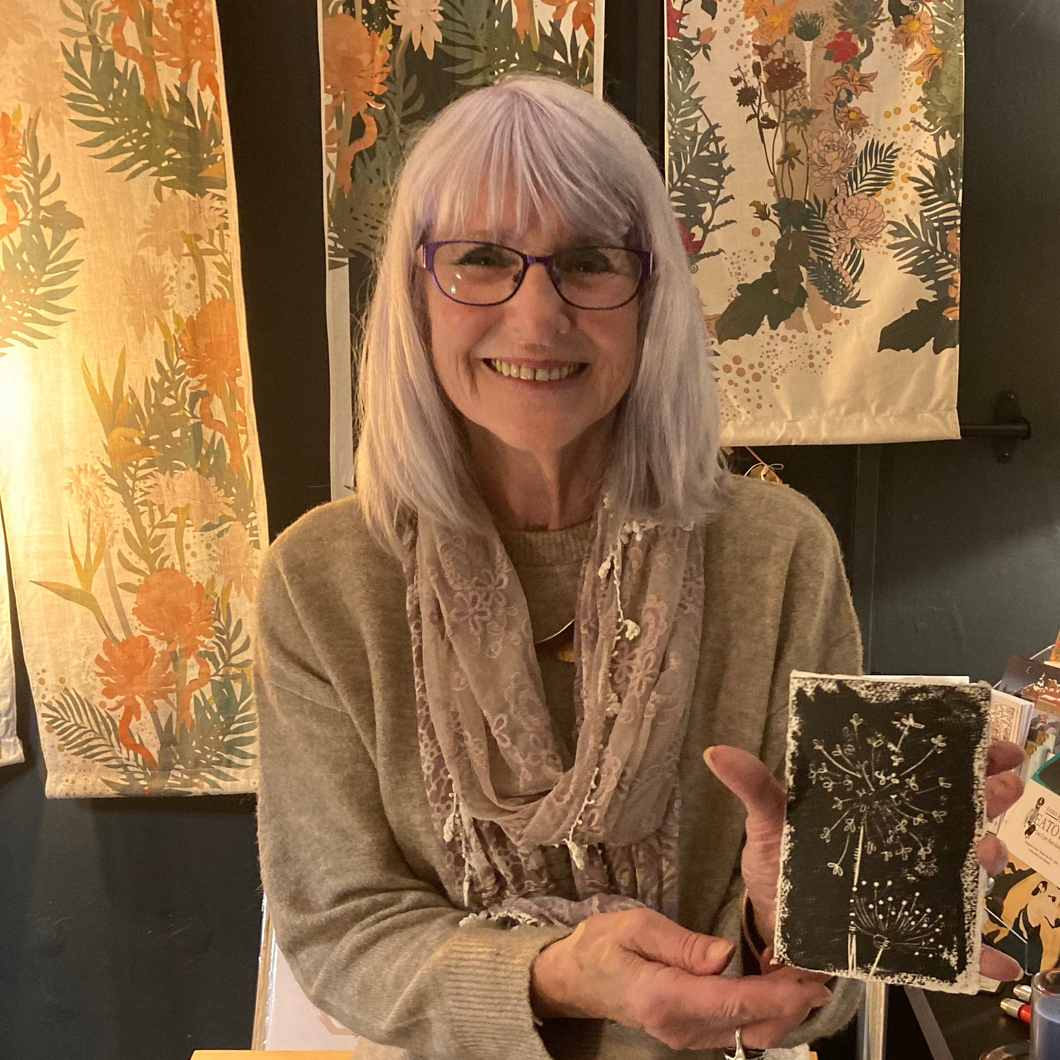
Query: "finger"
986 770 1024 819
977 834 1009 879
740 992 834 1053
678 965 833 1028
704 745 786 830
988 741 1024 776
979 944 1023 983
621 910 736 977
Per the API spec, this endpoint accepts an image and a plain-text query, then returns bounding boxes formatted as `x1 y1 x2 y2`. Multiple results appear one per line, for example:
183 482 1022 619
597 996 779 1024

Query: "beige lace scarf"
401 496 705 928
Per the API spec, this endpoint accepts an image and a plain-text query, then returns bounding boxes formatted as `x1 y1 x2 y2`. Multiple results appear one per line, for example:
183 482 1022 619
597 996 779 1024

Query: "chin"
482 422 586 453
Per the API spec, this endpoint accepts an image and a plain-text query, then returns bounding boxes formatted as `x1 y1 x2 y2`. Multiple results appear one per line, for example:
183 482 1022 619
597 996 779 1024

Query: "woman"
255 76 1022 1058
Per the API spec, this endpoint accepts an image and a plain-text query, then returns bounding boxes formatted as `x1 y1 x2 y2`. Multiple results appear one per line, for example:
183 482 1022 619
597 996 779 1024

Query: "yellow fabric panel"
0 0 267 795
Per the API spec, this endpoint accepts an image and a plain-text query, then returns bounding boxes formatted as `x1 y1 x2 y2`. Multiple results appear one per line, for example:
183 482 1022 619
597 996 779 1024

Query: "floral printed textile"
318 0 599 499
0 0 266 796
666 0 963 445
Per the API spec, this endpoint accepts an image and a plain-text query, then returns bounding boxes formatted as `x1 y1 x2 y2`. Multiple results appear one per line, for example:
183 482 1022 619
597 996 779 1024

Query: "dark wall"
2 2 1058 1059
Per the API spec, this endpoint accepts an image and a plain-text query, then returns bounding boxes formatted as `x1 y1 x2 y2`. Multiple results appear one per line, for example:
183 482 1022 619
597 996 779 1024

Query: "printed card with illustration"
983 854 1060 975
775 674 992 992
997 770 1060 888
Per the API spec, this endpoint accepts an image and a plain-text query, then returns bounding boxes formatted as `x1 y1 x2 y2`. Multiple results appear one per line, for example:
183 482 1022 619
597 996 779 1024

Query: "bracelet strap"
740 892 767 966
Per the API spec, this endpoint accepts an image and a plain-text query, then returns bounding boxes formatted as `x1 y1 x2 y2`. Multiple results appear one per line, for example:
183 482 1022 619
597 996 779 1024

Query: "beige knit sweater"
254 475 864 1060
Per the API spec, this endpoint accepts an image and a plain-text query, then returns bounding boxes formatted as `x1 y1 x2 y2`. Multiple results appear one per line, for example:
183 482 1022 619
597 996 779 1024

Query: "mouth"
485 358 587 382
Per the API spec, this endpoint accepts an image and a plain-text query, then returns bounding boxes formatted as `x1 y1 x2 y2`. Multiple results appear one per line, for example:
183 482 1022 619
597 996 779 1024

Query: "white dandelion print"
775 675 992 992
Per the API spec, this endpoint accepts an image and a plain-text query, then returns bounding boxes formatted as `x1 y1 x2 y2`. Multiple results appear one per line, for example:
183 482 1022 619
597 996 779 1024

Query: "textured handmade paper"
776 674 990 991
0 0 266 796
665 0 962 444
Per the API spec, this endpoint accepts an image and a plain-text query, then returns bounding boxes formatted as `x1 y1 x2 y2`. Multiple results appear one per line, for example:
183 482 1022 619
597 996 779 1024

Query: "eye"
559 247 616 275
453 243 517 268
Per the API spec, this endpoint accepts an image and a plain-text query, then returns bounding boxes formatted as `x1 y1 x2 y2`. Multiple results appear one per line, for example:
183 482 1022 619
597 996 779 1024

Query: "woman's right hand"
529 908 833 1052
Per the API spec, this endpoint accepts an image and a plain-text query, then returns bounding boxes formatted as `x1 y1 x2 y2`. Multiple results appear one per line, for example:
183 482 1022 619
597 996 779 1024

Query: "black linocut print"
776 676 992 991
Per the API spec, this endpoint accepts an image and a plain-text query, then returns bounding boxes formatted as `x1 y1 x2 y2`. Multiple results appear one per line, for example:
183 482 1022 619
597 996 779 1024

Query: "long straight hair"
353 75 726 556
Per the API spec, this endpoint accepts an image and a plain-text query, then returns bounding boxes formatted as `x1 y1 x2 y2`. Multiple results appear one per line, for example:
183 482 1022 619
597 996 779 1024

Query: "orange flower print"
179 298 247 475
134 568 217 650
152 0 220 100
907 44 943 77
0 112 25 242
893 9 934 50
133 569 216 729
946 229 960 258
538 0 596 39
180 297 240 398
95 634 177 768
745 0 799 45
821 67 877 103
323 14 390 195
836 105 870 134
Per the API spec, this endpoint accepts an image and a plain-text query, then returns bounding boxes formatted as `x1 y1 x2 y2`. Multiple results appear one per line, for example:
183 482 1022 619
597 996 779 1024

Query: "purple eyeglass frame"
419 240 655 310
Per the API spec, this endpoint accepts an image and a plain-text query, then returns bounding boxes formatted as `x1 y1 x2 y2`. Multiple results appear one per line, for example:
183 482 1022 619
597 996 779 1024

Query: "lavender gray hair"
353 74 725 555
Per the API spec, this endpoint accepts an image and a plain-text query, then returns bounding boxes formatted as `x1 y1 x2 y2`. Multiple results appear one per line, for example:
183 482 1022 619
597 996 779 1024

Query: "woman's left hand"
704 740 1026 982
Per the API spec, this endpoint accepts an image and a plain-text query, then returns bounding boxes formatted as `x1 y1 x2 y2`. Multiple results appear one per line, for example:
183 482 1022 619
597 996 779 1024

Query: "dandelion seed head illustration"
809 711 949 878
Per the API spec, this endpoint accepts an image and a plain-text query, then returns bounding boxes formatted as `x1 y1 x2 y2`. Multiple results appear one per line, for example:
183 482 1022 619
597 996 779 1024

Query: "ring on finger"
724 1027 767 1060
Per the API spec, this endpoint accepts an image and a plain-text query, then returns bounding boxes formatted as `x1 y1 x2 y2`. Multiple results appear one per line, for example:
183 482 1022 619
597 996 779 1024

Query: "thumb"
623 910 735 976
704 745 786 831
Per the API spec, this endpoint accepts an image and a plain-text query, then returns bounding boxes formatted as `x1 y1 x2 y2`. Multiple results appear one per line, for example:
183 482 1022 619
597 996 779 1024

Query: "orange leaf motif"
537 0 595 39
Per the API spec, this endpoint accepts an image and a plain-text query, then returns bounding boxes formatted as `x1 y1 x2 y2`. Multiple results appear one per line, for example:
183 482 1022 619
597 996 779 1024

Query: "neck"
466 420 610 531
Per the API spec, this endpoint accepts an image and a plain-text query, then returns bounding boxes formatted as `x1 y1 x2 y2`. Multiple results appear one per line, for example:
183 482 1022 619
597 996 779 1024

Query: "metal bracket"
958 391 1032 463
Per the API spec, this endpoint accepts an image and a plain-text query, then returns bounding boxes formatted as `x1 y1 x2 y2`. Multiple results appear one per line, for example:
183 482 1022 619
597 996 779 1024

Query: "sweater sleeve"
760 493 866 1047
255 548 581 1060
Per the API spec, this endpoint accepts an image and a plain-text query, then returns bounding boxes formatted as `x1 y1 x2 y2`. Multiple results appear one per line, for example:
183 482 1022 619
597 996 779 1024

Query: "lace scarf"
400 496 705 928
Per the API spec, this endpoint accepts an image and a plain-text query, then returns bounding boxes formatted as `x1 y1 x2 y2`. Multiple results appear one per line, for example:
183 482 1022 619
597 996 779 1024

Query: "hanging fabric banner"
0 495 24 767
320 0 603 500
665 0 962 445
0 0 267 796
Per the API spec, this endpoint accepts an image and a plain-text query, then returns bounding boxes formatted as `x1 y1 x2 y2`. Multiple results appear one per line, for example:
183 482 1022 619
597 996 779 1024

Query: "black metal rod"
958 422 1032 439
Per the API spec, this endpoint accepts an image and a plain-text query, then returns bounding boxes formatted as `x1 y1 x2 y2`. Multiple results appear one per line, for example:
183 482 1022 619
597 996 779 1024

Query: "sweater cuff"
785 975 863 1048
442 923 602 1060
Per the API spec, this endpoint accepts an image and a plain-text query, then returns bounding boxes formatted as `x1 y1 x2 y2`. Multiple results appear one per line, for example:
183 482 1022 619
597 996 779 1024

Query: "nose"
504 260 572 339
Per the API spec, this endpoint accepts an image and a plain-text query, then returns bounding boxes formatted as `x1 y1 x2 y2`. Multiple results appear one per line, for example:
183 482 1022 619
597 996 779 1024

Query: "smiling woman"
253 74 1023 1060
353 74 725 543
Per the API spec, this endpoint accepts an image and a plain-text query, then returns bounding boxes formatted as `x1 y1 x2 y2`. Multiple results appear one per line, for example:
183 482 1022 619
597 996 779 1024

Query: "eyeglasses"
419 240 654 311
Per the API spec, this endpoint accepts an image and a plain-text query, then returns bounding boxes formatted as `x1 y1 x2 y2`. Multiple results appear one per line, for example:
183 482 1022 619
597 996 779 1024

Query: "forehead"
427 172 629 247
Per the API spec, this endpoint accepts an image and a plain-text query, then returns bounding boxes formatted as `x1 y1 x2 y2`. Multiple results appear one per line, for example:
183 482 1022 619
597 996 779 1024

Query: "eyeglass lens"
431 242 642 309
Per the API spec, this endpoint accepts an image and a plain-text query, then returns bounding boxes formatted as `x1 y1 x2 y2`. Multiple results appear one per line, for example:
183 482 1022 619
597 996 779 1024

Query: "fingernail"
707 938 734 964
703 746 715 766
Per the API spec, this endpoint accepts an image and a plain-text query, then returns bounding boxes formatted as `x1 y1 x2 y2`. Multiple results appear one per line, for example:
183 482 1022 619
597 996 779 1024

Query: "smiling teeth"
488 359 584 381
